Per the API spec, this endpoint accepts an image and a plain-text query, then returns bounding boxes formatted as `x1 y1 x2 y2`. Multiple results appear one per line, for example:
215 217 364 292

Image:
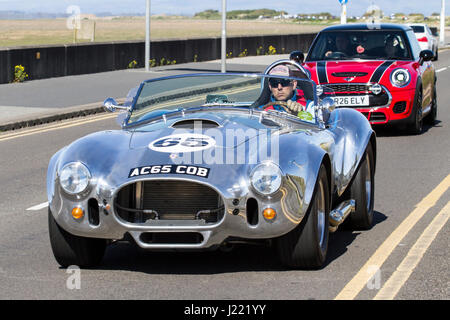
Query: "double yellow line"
335 174 450 300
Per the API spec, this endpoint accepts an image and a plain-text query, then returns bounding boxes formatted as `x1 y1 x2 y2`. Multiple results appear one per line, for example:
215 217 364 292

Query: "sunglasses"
269 78 293 87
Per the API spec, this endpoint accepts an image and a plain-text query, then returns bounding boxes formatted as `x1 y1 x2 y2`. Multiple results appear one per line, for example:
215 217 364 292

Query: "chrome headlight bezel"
390 68 411 88
59 162 92 195
250 162 283 196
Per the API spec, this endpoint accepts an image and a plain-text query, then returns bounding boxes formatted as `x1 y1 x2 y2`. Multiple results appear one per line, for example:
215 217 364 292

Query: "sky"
0 0 444 16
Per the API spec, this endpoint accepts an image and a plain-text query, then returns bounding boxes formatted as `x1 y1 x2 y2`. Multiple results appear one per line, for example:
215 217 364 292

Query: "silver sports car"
47 60 376 269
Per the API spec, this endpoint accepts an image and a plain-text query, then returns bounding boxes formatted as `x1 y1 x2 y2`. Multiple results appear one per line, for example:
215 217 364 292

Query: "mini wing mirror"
289 51 305 63
419 50 434 65
103 98 131 113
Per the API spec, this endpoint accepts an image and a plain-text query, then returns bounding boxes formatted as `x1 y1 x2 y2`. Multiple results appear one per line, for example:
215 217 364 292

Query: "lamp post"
221 0 227 73
145 0 151 72
440 0 446 46
340 0 348 24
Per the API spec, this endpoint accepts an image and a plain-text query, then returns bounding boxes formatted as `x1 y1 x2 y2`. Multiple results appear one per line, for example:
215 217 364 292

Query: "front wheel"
407 86 423 135
275 164 330 269
48 209 106 268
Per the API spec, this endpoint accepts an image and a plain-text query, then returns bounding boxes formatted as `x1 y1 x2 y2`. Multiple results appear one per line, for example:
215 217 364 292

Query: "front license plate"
333 95 369 106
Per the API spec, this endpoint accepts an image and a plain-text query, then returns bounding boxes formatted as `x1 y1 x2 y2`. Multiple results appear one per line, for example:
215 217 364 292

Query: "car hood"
53 110 323 190
304 60 413 84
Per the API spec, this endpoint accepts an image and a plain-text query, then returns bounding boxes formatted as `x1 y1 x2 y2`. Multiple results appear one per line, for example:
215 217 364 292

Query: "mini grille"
370 112 387 122
325 84 370 93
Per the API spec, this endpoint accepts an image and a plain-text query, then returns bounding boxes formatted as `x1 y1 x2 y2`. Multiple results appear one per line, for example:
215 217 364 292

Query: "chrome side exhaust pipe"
329 199 355 232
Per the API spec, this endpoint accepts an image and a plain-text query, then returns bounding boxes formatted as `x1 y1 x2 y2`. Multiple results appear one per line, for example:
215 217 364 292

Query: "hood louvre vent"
171 119 220 129
332 72 368 77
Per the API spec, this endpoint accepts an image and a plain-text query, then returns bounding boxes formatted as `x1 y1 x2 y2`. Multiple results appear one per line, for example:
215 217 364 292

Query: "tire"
346 143 375 230
48 209 106 268
425 85 437 125
407 86 423 135
275 164 330 269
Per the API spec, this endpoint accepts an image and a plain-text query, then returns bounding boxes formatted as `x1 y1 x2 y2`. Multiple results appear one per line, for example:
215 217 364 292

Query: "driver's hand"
325 51 332 57
286 100 304 113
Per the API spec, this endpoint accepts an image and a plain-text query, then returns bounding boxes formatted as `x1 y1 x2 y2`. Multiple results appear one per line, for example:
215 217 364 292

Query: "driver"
325 34 352 58
260 65 311 117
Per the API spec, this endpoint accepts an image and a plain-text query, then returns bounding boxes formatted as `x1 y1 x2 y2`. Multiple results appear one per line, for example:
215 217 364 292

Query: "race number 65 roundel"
149 133 216 153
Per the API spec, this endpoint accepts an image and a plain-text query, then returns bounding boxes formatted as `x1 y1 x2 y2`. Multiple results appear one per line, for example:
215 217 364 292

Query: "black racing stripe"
370 60 395 83
317 61 328 84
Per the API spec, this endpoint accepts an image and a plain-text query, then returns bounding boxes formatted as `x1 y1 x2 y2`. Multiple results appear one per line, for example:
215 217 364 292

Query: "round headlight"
390 68 410 88
59 162 91 195
250 162 282 195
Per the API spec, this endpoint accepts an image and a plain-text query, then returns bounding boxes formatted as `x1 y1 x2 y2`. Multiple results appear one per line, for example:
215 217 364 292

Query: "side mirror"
419 50 434 65
103 98 131 113
289 51 305 63
318 97 336 124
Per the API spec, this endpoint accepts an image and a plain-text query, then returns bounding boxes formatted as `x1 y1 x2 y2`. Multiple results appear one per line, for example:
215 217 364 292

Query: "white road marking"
26 202 49 211
335 174 450 300
373 201 450 300
436 67 447 73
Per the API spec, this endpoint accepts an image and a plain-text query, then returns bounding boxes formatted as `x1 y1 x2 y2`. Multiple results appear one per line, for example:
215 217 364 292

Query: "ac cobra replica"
293 23 437 134
47 61 377 269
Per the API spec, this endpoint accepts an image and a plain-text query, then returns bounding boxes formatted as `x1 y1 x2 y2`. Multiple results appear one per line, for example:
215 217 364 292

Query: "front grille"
325 84 370 93
115 180 224 224
370 112 387 122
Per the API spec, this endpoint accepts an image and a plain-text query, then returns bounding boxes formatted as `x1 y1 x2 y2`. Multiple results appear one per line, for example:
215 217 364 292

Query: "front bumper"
49 177 306 249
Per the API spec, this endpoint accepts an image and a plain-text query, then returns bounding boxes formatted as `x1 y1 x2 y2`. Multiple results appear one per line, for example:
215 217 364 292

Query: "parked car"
408 23 439 60
293 23 437 134
47 62 376 269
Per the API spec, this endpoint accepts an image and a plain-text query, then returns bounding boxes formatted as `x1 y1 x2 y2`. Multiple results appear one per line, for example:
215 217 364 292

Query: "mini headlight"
390 68 410 88
59 162 91 195
250 162 282 195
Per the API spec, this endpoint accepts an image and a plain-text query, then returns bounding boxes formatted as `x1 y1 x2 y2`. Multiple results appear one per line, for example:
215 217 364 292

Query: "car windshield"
307 30 412 61
127 73 318 125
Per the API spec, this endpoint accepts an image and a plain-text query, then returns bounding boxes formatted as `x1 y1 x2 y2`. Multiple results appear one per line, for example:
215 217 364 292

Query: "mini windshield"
128 73 318 125
307 30 412 61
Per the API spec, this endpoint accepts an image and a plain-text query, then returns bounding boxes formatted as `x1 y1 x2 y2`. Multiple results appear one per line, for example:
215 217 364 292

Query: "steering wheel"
262 101 291 113
327 51 348 59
